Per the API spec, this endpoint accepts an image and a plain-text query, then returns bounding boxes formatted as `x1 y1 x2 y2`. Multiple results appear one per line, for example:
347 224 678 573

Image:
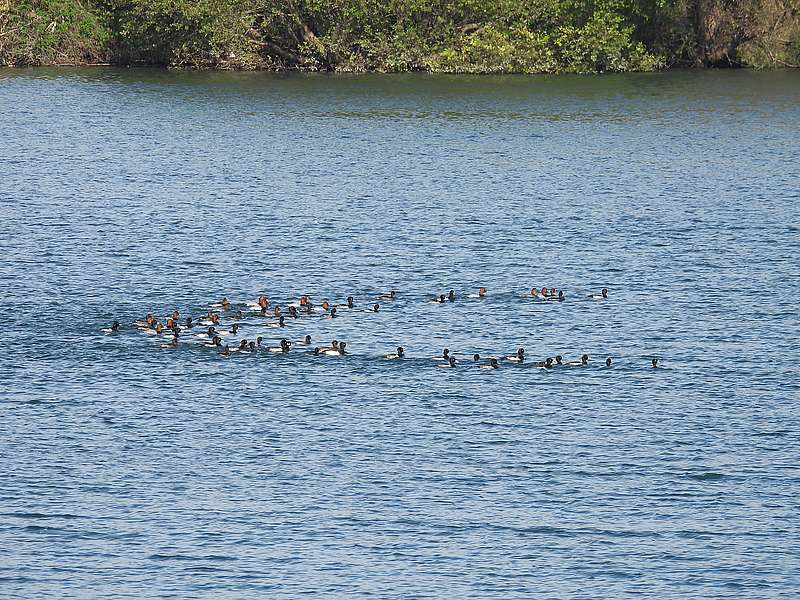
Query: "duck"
328 307 338 318
266 339 291 353
100 320 120 333
255 336 263 346
288 295 309 308
505 348 525 363
318 340 339 353
652 357 659 368
194 326 217 339
565 354 589 366
372 304 380 313
273 306 282 317
144 323 164 336
376 291 396 301
336 296 355 309
219 323 240 337
322 341 347 356
437 356 457 368
248 341 256 352
287 306 298 319
529 288 541 299
201 335 222 348
384 346 405 359
534 357 554 369
134 313 155 328
606 357 612 366
448 289 456 302
266 316 286 328
547 290 565 302
170 310 180 321
432 348 450 362
473 353 481 362
221 345 231 357
293 334 312 346
589 288 609 299
231 339 249 353
466 287 487 299
554 355 563 366
160 336 178 349
479 358 499 369
431 294 446 304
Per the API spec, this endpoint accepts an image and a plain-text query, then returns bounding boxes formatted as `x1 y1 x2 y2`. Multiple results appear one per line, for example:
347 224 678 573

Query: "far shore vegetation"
1 0 798 73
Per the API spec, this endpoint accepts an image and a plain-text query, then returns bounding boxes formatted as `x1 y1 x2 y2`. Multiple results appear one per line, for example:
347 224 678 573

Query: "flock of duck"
102 286 661 369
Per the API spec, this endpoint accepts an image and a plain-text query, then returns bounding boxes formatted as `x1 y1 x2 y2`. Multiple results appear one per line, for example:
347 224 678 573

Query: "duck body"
384 346 404 360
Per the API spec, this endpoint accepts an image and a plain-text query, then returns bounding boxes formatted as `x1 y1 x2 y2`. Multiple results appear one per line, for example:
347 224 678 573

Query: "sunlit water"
1 68 799 597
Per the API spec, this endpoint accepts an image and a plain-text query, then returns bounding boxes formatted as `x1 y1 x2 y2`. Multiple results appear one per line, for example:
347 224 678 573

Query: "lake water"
1 68 799 597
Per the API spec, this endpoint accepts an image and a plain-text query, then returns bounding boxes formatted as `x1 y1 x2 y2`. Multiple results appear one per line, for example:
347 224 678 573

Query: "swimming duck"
448 289 455 302
384 346 405 359
318 340 339 353
589 288 609 299
336 296 354 309
652 357 658 368
529 288 541 299
160 336 179 349
466 287 487 299
255 336 263 346
565 354 589 366
219 323 239 337
273 306 282 317
328 307 338 318
202 335 222 348
431 294 446 304
437 356 457 368
432 348 450 362
221 345 231 356
134 313 155 328
194 326 217 339
606 357 612 366
505 348 525 363
372 304 380 313
266 316 286 328
266 339 291 353
321 301 331 312
248 341 256 352
547 290 565 302
322 341 346 356
145 323 164 336
170 310 180 321
100 320 120 333
473 353 481 362
288 306 298 319
554 355 563 365
376 291 396 300
534 357 554 368
293 334 312 346
479 358 499 369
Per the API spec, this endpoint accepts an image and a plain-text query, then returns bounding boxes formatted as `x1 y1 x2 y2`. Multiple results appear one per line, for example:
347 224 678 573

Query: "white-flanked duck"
384 346 404 360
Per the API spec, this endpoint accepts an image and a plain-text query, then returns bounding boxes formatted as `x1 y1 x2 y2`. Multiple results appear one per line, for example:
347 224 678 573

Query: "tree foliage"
1 0 797 70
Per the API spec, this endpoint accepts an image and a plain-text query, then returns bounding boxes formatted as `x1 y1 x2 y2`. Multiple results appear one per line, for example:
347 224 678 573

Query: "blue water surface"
1 68 799 598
